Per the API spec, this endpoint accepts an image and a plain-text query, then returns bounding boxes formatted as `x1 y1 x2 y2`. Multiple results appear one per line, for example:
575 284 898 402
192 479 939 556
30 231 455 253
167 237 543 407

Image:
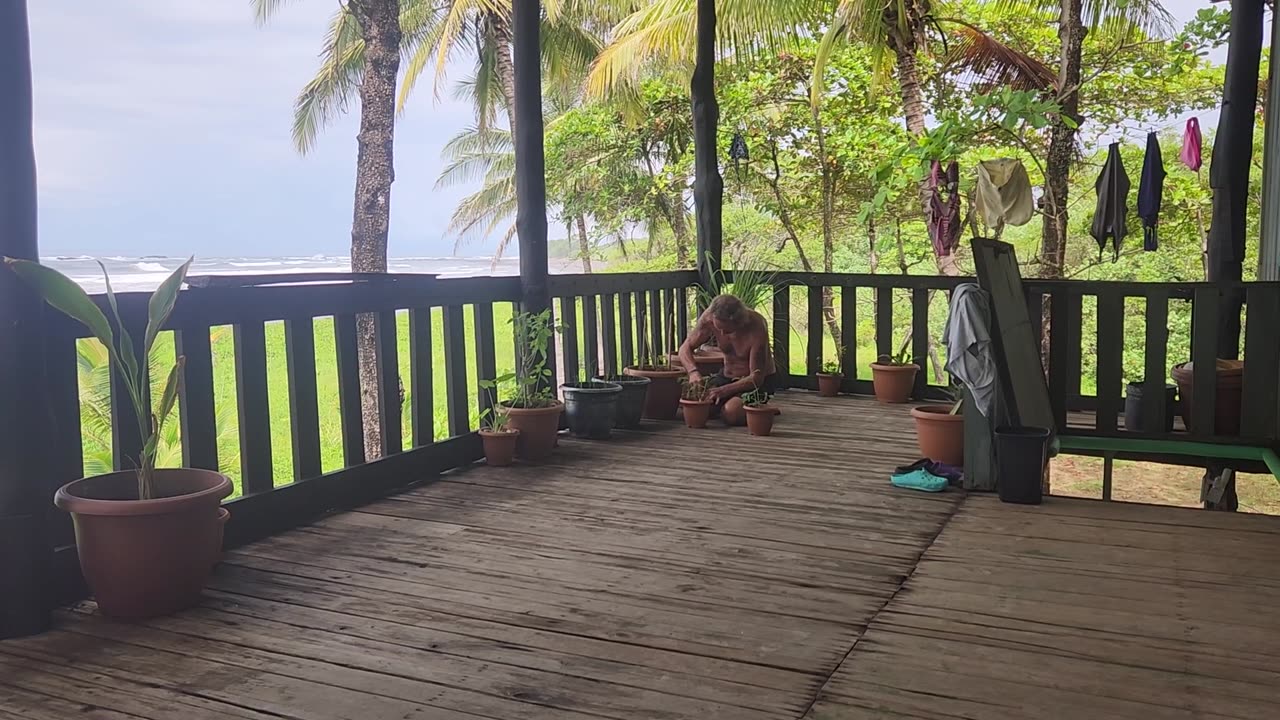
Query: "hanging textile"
1091 142 1131 261
974 159 1034 229
928 160 962 257
1137 133 1167 252
1181 117 1203 171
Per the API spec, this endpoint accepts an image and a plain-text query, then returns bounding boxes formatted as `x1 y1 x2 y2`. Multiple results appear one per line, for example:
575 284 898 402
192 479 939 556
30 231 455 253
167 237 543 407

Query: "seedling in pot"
680 377 712 402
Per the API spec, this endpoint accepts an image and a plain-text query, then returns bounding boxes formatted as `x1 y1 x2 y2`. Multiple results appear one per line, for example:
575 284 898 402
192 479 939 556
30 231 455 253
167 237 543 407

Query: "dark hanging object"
729 132 749 181
1091 142 1131 262
1137 132 1166 252
928 160 962 257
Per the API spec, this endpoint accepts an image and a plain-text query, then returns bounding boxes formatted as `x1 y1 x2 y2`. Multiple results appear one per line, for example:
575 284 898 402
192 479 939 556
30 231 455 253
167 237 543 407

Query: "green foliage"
490 308 559 410
741 387 770 408
680 378 711 402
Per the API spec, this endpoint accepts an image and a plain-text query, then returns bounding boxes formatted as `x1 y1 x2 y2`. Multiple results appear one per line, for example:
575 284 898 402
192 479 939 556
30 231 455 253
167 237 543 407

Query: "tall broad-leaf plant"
4 258 192 500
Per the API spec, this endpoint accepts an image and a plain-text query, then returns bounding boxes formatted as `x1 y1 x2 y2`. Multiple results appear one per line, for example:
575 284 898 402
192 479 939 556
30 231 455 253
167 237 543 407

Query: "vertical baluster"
677 286 691 346
619 292 635 368
474 303 497 422
177 324 219 472
1242 285 1280 439
234 320 273 493
1047 290 1069 429
664 287 678 353
648 289 663 361
1142 290 1170 434
875 287 893 363
634 291 649 363
807 285 823 378
1095 290 1124 432
376 310 402 456
442 305 470 437
911 288 929 398
772 284 791 387
283 319 321 480
1190 287 1221 436
840 285 856 389
600 293 618 376
560 296 580 383
583 294 600 380
408 308 435 446
334 314 365 466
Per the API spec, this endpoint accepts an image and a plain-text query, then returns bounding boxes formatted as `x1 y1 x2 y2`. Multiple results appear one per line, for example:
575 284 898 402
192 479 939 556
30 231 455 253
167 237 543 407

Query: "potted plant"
742 388 776 436
497 309 563 461
870 347 919 404
623 335 684 420
679 378 714 429
910 382 964 466
592 373 650 429
477 388 519 467
816 348 844 398
561 380 623 439
6 257 232 619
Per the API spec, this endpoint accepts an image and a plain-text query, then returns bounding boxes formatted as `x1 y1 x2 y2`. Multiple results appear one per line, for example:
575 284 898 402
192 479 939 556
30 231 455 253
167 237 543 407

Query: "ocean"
39 255 570 293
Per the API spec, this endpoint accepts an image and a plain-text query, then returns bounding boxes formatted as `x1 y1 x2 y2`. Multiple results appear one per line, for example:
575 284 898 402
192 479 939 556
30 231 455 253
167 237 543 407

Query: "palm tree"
255 0 402 460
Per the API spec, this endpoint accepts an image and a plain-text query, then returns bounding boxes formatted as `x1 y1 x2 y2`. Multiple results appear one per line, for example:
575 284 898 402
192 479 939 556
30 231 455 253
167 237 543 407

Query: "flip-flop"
890 468 948 493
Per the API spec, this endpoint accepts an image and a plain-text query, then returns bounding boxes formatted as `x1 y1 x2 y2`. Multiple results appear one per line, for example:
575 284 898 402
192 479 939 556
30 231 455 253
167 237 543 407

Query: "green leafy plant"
741 387 770 408
695 253 779 313
495 308 559 410
680 377 711 402
942 376 965 416
820 345 844 375
5 257 192 500
877 347 916 367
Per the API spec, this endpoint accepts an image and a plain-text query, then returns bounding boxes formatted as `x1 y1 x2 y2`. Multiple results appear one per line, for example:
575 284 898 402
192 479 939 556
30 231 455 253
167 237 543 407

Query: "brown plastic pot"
1171 360 1244 436
54 468 232 619
502 402 563 461
480 429 520 466
745 405 776 436
910 405 965 466
870 363 919 404
816 373 843 398
680 399 714 428
624 366 685 420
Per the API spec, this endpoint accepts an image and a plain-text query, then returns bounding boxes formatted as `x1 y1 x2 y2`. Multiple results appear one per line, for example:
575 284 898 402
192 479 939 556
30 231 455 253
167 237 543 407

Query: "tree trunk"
867 217 880 274
1040 0 1083 283
490 11 519 136
576 214 593 273
691 0 724 284
767 142 840 342
348 0 402 461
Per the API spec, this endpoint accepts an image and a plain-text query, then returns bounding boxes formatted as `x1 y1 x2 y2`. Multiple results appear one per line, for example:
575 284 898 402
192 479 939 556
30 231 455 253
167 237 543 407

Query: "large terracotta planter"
54 468 232 619
745 405 776 436
680 399 714 428
624 366 685 420
870 363 919 404
479 429 520 466
1171 361 1243 436
816 373 843 398
502 402 564 461
910 405 965 466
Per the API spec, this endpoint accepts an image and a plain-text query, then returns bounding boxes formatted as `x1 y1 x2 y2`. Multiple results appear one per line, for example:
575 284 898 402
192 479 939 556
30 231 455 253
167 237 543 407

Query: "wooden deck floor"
4 395 1280 719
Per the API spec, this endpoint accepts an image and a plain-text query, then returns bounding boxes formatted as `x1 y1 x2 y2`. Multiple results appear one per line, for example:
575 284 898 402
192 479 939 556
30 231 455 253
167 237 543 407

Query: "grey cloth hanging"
1137 132 1166 252
942 284 997 418
1091 142 1131 261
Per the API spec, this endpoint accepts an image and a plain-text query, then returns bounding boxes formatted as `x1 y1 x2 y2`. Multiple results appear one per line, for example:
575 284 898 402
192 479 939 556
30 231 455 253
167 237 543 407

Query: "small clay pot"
623 366 685 420
502 401 564 461
816 372 843 398
910 405 965 466
680 399 714 428
479 429 520 466
745 405 776 436
870 363 919 404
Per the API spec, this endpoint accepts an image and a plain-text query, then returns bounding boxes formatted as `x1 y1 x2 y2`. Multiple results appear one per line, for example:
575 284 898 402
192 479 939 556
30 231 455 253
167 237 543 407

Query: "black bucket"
995 426 1050 505
561 382 623 440
593 375 650 429
1123 382 1177 433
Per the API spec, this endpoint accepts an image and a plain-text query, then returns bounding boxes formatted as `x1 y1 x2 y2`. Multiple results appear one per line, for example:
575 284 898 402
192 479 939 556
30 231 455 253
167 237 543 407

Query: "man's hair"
708 294 748 325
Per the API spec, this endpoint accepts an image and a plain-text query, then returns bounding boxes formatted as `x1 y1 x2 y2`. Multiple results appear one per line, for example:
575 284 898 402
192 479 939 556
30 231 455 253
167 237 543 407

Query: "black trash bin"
561 382 623 440
995 426 1050 505
1123 382 1177 433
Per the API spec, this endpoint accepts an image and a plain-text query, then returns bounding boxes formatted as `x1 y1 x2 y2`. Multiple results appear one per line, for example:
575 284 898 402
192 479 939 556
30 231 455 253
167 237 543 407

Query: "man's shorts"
707 372 778 397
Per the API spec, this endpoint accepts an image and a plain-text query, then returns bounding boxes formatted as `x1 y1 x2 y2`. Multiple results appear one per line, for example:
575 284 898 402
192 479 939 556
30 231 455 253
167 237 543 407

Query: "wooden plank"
875 286 893 362
772 284 791 384
1141 290 1170 435
1025 289 1043 353
175 325 218 472
806 285 823 377
442 305 470 438
474 303 497 421
619 291 635 369
1047 289 1070 429
234 321 273 494
333 314 365 467
560 296 580 383
1190 287 1220 435
677 286 691 348
42 333 82 548
1064 286 1084 401
583 294 600 380
109 320 147 472
283 319 321 481
1241 285 1280 439
911 288 929 398
648 289 663 359
408 308 435 447
664 287 679 356
634 291 649 364
546 270 700 296
840 286 857 388
1094 290 1124 433
600 293 618 377
375 310 402 456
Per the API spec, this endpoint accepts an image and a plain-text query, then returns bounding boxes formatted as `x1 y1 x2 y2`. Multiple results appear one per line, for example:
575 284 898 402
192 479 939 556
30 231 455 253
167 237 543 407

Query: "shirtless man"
677 294 778 426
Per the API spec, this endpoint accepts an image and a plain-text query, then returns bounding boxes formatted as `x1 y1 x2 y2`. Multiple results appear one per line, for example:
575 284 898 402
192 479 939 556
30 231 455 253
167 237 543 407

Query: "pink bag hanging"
1181 117 1202 171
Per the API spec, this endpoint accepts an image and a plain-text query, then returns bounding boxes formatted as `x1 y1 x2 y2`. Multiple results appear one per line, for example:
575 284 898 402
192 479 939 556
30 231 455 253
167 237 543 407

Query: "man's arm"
678 313 713 381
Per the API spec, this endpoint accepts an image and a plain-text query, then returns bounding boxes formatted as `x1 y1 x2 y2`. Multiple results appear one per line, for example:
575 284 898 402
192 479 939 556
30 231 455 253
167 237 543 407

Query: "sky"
27 0 1239 258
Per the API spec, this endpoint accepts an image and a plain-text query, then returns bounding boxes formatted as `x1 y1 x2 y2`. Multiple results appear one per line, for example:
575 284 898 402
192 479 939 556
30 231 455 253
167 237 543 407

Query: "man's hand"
688 370 703 385
707 384 729 405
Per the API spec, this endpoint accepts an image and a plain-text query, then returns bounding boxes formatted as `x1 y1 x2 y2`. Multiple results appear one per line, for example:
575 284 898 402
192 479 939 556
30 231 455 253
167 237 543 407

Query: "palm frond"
291 6 365 154
251 0 297 26
944 24 1056 92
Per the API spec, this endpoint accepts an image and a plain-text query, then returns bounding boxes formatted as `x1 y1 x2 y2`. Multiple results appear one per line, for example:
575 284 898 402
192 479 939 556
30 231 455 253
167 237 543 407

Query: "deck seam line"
793 489 969 719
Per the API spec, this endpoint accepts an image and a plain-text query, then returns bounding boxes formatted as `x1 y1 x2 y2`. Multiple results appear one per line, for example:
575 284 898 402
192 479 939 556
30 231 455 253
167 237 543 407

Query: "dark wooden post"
0 0 52 637
692 0 723 292
1207 0 1264 359
513 0 549 317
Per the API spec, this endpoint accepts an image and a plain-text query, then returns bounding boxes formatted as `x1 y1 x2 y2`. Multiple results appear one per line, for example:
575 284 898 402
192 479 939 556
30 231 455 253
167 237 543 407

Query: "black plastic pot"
995 426 1050 505
593 375 650 429
561 382 623 440
1124 382 1177 433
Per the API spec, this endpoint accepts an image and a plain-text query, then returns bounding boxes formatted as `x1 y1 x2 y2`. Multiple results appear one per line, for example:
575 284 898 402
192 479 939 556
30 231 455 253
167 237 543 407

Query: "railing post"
513 0 549 318
0 0 51 637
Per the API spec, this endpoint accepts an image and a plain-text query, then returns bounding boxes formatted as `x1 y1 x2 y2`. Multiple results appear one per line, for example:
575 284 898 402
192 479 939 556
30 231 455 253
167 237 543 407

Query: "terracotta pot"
1171 361 1243 436
668 350 724 375
502 402 564 461
910 405 965 466
479 429 520 466
870 363 919 404
624 366 685 420
680 399 714 428
745 405 776 436
816 373 843 398
54 468 232 619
